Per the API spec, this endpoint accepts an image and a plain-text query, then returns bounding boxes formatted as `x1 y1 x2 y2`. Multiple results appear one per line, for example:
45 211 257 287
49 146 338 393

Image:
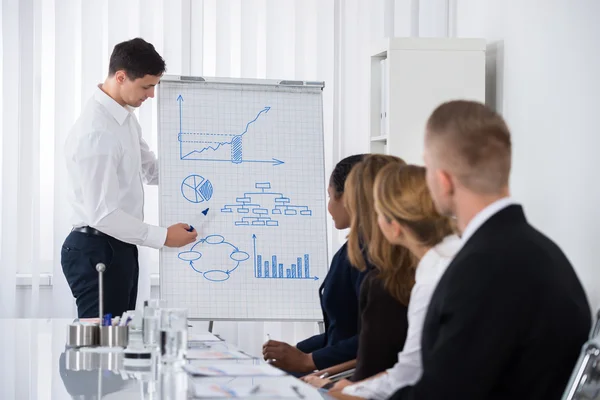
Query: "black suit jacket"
390 205 591 400
296 242 367 369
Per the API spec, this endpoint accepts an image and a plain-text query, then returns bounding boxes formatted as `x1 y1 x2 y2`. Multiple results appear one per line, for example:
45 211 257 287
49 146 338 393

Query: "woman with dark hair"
262 154 368 374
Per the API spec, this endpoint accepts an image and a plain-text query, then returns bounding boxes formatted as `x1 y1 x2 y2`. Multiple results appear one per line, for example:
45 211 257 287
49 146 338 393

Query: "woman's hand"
262 340 316 372
302 375 332 388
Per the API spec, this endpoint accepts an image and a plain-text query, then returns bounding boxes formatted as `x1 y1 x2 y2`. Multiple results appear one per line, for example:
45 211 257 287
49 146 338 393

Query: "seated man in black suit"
388 100 591 400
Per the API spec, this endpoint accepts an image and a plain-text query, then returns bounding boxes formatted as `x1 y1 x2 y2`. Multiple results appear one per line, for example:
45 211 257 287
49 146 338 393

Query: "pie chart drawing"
181 175 214 203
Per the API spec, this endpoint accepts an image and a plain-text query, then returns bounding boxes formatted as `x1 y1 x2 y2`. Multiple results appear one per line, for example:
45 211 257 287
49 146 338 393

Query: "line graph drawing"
178 235 250 282
221 182 312 227
181 174 214 203
252 234 318 281
176 95 284 166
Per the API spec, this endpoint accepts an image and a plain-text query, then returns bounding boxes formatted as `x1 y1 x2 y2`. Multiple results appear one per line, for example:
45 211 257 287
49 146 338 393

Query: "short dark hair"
108 38 166 80
426 100 512 194
328 154 367 198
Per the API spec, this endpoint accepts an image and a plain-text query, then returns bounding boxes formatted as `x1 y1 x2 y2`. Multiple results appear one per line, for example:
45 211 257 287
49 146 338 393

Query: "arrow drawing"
177 96 284 166
178 234 250 282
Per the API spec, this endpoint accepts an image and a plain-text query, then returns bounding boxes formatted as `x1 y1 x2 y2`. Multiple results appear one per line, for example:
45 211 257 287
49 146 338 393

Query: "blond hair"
345 154 416 306
374 164 454 248
426 100 511 194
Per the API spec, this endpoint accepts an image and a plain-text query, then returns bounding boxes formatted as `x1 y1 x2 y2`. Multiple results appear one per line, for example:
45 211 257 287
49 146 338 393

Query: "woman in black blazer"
262 154 369 374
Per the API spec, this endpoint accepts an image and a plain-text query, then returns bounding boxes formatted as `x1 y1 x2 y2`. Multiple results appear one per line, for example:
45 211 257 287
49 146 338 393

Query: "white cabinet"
370 37 486 163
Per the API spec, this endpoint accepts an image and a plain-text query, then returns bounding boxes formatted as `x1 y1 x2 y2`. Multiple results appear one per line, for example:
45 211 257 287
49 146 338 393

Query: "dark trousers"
61 230 139 319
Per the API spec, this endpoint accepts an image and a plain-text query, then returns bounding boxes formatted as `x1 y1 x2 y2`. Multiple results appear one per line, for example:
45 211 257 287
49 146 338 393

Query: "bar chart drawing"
178 234 250 282
221 182 312 227
176 95 284 166
251 234 318 280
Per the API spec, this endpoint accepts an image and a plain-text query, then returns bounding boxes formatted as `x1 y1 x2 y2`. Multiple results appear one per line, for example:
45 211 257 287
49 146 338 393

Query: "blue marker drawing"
178 235 250 282
176 96 284 166
181 174 214 203
221 182 312 227
252 234 318 281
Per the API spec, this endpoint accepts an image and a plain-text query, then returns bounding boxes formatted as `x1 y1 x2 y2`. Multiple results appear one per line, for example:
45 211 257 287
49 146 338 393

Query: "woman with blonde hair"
305 154 415 390
335 164 461 399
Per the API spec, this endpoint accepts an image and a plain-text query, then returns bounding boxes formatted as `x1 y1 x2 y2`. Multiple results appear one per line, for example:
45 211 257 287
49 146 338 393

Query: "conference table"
0 319 334 400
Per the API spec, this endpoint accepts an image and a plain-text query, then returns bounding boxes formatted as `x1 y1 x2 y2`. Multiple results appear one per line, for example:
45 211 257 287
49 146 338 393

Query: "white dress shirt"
64 85 167 249
341 234 462 400
460 197 517 244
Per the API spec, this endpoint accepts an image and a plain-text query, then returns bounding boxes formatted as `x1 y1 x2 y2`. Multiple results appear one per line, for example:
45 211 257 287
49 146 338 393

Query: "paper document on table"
186 348 252 360
189 332 222 342
191 383 300 398
184 364 285 377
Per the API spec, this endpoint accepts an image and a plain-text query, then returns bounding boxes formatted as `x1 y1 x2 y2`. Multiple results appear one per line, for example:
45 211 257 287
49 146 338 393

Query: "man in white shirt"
62 38 197 318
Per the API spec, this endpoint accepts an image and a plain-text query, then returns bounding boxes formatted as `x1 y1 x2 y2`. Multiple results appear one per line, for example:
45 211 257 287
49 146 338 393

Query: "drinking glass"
142 299 167 348
159 308 188 363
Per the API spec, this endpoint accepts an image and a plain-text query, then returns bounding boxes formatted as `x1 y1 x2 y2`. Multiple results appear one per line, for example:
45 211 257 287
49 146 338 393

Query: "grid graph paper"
157 77 327 320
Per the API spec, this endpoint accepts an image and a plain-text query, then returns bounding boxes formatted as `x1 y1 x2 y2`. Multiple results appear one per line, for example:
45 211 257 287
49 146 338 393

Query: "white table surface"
0 319 332 400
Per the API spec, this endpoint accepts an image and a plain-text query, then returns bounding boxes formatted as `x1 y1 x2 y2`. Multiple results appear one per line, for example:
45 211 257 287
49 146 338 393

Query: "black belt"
72 226 108 237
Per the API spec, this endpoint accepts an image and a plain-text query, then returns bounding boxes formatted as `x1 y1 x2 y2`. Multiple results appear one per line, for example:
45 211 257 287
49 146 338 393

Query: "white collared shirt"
342 234 462 400
460 197 518 244
64 85 167 248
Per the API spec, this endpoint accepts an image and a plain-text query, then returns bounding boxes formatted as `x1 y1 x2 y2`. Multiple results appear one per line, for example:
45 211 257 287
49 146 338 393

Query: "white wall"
453 0 600 313
344 0 600 311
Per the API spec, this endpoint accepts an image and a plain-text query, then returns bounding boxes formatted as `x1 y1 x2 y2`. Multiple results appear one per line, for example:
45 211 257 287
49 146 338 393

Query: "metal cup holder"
100 325 129 348
66 323 100 348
